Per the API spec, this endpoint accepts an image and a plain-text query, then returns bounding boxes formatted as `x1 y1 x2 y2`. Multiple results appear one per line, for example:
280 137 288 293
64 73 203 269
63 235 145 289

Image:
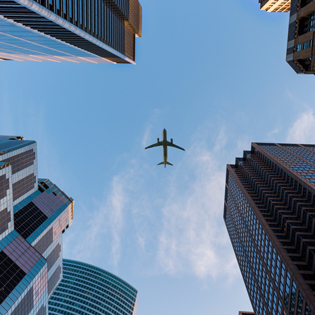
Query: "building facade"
224 143 315 315
257 0 315 74
0 135 73 315
259 0 291 13
0 0 142 63
286 0 315 74
48 259 138 315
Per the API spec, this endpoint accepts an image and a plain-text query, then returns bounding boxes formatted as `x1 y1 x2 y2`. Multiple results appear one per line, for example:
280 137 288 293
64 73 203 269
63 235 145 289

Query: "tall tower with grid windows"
0 0 142 63
224 143 315 315
0 135 74 315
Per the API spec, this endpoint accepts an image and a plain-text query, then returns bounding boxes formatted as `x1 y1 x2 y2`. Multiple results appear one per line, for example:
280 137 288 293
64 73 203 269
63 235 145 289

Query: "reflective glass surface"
48 259 137 315
0 15 111 62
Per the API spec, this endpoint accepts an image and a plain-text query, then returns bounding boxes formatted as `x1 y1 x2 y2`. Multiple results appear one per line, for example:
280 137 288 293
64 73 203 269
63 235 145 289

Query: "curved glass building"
48 259 138 315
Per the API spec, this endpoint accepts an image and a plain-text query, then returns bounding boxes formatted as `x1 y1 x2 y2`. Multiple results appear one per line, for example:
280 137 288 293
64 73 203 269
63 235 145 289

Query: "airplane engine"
171 138 173 143
157 138 159 143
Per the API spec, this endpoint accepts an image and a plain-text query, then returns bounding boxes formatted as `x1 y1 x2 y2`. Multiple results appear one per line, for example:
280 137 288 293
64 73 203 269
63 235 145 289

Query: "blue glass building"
48 259 138 315
0 135 74 315
0 0 142 63
224 143 315 315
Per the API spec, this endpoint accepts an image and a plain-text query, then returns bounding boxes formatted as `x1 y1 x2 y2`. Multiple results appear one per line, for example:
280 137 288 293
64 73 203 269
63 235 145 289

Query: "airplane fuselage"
162 129 168 165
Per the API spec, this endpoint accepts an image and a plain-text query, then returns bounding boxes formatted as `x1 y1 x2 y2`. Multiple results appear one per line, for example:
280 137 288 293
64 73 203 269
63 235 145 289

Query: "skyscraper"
0 135 73 314
256 0 315 74
259 0 290 13
48 259 138 315
0 0 142 63
224 143 315 315
286 0 315 74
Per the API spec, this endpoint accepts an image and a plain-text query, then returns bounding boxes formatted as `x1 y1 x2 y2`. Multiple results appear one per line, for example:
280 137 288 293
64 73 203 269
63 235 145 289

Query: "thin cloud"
157 130 238 279
69 126 239 280
108 175 126 266
267 128 280 137
69 170 132 270
141 125 152 148
286 109 315 143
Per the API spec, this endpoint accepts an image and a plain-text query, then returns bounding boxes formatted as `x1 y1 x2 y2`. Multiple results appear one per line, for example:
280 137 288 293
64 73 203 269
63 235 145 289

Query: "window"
280 265 284 297
297 291 303 315
273 292 277 315
69 0 72 17
88 0 91 29
289 281 296 315
305 303 311 315
304 42 308 49
84 0 87 27
310 39 313 47
75 0 77 20
285 271 291 307
80 0 82 24
297 44 302 52
278 299 282 315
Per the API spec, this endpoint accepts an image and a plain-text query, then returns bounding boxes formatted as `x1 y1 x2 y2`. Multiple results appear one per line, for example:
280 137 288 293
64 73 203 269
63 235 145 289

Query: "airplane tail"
157 161 173 168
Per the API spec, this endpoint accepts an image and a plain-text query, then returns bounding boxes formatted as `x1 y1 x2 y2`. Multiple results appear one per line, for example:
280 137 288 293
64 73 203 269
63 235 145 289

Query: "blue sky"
1 0 315 314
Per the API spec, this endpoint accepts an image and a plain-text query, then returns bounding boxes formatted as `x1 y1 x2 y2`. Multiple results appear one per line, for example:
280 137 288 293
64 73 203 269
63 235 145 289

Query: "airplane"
145 129 185 167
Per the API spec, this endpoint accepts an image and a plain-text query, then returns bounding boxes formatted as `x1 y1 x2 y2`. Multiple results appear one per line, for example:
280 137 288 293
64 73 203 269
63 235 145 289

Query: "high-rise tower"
286 0 315 74
259 0 291 13
0 0 142 63
256 0 315 74
224 143 315 315
0 135 73 315
48 259 138 315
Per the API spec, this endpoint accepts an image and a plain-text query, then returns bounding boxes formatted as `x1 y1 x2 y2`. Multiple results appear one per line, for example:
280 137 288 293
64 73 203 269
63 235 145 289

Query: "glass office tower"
48 259 138 315
224 143 315 315
0 135 74 315
0 0 142 63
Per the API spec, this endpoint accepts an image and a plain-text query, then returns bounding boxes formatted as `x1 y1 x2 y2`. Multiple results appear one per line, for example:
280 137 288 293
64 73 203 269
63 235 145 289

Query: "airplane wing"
167 141 185 151
145 142 163 149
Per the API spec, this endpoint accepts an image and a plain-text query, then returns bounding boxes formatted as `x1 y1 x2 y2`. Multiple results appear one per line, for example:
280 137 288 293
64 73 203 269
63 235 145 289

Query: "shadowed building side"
286 0 315 74
256 0 315 74
224 143 315 315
